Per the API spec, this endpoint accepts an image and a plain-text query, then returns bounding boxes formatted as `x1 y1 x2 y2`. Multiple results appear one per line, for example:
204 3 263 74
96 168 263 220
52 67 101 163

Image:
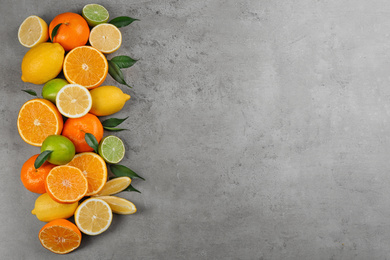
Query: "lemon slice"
89 23 122 54
95 177 131 196
18 15 49 48
74 198 112 235
56 84 92 118
97 196 137 215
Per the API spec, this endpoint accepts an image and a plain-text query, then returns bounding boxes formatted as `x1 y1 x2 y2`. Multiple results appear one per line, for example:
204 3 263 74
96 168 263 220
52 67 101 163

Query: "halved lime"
82 4 109 27
98 135 125 164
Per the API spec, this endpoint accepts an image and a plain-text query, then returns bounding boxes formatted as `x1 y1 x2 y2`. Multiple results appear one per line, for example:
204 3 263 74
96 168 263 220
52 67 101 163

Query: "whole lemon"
31 193 78 222
21 42 65 85
89 86 130 116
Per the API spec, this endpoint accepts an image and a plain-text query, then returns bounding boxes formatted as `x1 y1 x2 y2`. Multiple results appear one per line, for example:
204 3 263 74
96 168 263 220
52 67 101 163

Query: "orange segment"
39 219 81 254
67 152 108 196
55 84 92 118
63 46 108 89
45 165 88 203
17 99 63 146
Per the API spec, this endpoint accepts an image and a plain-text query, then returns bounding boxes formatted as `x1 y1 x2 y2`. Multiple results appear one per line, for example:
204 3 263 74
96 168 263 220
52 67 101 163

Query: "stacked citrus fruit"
17 4 142 255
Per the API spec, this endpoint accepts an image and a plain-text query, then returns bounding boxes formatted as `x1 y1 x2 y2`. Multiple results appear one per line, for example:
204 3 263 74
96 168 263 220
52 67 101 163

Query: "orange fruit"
63 46 108 89
49 12 90 51
17 99 63 146
67 152 108 196
39 218 82 254
20 154 56 194
45 165 88 204
61 113 104 153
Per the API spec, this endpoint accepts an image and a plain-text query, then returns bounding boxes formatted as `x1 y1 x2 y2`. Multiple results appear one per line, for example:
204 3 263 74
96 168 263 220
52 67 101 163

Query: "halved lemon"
18 15 49 48
56 84 92 118
89 23 122 54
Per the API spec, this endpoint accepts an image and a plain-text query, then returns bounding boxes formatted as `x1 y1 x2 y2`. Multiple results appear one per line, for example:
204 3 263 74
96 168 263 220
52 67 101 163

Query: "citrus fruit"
41 135 76 165
89 86 130 116
96 177 131 196
32 193 78 222
39 218 82 254
42 78 68 104
17 99 63 146
67 152 108 196
89 23 122 54
49 12 90 51
18 15 49 48
45 165 88 203
63 46 108 89
97 196 137 215
74 198 113 235
21 42 64 84
20 154 56 194
61 113 104 153
55 84 92 118
98 135 125 164
82 4 109 27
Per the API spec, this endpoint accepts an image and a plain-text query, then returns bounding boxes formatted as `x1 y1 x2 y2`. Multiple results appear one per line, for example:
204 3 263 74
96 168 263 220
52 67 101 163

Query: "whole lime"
41 135 75 165
42 78 68 103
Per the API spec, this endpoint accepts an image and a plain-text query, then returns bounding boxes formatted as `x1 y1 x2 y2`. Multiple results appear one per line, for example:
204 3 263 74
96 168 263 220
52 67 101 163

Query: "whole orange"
20 154 56 194
61 113 104 153
49 12 90 51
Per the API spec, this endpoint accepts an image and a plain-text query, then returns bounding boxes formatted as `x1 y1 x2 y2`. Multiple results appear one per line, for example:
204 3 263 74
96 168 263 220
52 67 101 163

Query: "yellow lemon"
31 193 78 222
21 42 65 85
89 86 130 116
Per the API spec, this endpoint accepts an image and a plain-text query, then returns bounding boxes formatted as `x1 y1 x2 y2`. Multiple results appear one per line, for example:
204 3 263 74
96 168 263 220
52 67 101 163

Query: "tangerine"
21 154 56 194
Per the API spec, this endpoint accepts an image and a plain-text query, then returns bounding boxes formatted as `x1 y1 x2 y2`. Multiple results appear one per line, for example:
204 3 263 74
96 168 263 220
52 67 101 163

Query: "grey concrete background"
1 0 390 259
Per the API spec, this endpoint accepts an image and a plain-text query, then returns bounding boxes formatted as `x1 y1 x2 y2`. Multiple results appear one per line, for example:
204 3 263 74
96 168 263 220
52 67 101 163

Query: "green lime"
42 78 68 104
41 135 75 165
98 135 125 164
82 4 109 27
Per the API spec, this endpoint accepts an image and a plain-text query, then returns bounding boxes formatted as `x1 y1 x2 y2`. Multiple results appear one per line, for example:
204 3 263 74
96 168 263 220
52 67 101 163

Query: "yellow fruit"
97 196 137 215
89 86 130 116
18 15 49 48
95 176 131 196
31 193 78 222
21 42 65 85
89 23 122 54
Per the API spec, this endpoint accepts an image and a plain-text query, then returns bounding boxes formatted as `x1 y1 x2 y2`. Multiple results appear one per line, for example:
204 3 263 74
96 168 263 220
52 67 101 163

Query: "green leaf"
109 164 145 181
108 60 132 88
109 16 139 28
124 184 141 193
103 127 128 132
110 56 138 69
22 89 37 96
51 23 62 40
34 150 53 169
102 117 129 127
85 133 99 153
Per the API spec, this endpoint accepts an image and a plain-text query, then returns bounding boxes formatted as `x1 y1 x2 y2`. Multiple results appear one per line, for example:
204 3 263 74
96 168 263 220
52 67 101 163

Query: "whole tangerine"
49 12 90 51
21 154 56 194
61 113 104 153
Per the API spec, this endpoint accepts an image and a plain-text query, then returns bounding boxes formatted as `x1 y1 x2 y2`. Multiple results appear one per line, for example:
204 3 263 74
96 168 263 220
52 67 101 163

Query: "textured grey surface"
2 0 390 259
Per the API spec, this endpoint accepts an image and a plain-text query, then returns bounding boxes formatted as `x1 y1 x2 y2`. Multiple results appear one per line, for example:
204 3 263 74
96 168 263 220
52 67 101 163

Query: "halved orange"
67 152 108 196
39 218 82 254
45 165 88 203
63 46 108 89
17 99 63 146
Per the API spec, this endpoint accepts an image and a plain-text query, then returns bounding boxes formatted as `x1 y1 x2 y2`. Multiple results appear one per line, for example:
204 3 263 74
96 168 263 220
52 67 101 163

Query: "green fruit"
82 4 109 27
42 78 68 103
31 193 78 222
98 135 125 164
41 135 75 165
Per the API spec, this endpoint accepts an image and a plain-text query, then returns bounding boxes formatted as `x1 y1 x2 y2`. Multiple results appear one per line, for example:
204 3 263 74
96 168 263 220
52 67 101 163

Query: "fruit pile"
17 4 144 254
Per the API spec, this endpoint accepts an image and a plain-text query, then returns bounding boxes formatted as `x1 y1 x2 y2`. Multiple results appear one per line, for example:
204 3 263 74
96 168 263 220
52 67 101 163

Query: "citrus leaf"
109 16 139 28
103 127 128 132
22 89 37 96
110 56 138 69
85 133 99 153
51 23 62 41
102 117 129 127
109 164 145 181
108 60 132 88
123 184 141 193
34 150 53 169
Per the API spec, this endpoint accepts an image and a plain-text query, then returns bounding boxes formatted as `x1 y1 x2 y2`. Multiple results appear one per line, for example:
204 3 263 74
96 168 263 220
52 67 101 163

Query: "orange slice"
89 23 122 54
67 152 108 196
17 99 63 146
45 165 88 203
63 46 108 89
39 219 81 254
18 15 49 48
55 84 92 118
